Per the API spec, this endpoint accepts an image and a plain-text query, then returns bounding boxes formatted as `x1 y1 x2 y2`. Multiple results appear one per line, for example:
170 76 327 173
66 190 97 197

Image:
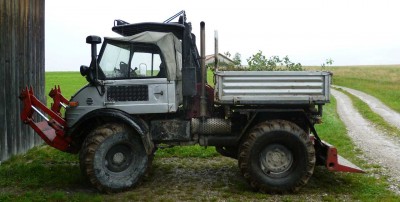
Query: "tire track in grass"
334 85 400 130
331 89 400 194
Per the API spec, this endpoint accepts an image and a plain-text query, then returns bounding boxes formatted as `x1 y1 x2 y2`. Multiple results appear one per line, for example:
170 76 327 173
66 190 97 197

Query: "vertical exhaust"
214 30 218 71
200 22 207 118
86 35 102 80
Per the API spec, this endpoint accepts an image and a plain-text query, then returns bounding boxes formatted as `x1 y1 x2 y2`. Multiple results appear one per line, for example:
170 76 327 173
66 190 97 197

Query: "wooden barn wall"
0 0 45 163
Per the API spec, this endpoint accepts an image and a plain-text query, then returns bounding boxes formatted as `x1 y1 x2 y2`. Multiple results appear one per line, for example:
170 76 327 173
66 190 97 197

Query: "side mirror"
80 65 89 76
80 65 95 83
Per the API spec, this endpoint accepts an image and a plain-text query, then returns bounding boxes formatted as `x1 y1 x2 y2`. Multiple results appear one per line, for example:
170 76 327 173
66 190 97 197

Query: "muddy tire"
79 123 149 193
238 120 315 193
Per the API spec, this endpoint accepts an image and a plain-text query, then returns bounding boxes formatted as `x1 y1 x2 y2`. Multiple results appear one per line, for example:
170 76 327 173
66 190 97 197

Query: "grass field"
1 69 399 201
308 65 400 113
316 65 400 139
45 72 87 107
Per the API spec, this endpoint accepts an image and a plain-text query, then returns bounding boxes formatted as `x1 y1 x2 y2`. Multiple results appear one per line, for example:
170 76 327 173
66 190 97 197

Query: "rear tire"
238 120 315 193
79 123 149 193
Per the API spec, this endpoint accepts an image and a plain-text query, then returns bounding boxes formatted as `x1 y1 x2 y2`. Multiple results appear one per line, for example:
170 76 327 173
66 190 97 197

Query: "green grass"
155 145 218 158
313 97 397 201
45 72 87 107
1 71 398 201
308 65 400 113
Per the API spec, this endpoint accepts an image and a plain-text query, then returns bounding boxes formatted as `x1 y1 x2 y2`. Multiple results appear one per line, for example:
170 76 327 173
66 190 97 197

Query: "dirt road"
334 85 400 130
331 89 400 194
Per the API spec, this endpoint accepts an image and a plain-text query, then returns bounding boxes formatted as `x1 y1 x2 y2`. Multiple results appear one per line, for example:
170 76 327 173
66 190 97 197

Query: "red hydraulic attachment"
323 141 364 173
19 86 72 151
310 135 364 173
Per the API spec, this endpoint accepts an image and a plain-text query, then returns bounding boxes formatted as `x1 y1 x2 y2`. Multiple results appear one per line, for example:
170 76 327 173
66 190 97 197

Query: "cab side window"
99 42 166 79
131 52 163 77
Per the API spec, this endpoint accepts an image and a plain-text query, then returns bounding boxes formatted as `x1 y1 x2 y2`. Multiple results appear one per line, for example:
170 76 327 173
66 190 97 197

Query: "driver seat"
120 62 129 77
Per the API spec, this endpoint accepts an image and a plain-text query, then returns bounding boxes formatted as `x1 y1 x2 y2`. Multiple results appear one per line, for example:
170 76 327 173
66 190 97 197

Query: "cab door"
99 43 174 114
104 78 170 114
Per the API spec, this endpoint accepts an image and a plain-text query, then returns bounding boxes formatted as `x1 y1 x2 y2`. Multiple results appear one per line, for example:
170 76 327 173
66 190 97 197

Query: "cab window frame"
97 40 166 80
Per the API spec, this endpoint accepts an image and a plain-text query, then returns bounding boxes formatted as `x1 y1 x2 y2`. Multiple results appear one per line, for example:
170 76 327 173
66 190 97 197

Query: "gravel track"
334 85 400 130
331 89 400 194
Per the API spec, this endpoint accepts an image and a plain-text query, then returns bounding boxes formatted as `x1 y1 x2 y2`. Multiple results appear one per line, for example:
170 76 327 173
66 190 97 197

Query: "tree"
326 58 334 66
232 53 241 66
247 51 268 70
321 58 334 70
247 50 303 71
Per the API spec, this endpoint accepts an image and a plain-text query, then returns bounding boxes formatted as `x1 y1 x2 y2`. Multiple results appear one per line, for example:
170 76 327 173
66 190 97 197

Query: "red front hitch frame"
19 86 72 151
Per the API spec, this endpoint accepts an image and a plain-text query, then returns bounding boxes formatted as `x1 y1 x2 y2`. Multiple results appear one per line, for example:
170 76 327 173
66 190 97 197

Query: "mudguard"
68 108 154 155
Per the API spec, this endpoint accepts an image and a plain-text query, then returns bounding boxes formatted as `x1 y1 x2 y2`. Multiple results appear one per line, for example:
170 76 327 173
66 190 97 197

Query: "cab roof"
112 22 185 39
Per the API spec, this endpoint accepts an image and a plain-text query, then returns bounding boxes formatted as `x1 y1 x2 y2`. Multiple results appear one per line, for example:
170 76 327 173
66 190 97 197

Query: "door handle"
154 91 164 96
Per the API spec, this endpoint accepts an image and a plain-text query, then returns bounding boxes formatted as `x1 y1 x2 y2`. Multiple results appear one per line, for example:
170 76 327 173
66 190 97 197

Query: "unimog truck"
19 11 363 193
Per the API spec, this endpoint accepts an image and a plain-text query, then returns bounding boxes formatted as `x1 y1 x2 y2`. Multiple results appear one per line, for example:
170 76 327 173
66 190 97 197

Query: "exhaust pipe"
86 35 102 81
214 30 218 71
200 22 207 118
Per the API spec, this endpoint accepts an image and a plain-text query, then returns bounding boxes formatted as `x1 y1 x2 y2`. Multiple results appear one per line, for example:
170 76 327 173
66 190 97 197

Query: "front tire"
79 123 149 193
238 120 315 193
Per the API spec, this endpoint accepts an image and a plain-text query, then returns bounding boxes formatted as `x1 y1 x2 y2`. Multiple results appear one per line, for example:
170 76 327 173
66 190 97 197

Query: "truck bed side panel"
214 71 331 105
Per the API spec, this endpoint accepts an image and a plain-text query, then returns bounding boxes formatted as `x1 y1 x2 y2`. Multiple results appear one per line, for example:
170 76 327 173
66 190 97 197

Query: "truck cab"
67 31 184 127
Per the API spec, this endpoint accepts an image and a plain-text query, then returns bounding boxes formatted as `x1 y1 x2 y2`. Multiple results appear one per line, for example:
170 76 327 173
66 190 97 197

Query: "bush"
210 51 303 71
247 50 303 71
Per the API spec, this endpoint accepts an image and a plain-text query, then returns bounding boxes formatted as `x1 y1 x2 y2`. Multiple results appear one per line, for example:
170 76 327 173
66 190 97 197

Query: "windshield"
98 41 164 79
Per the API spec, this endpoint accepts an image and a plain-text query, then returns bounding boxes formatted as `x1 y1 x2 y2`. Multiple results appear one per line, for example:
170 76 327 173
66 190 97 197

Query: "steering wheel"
118 61 139 77
131 67 138 77
113 67 120 74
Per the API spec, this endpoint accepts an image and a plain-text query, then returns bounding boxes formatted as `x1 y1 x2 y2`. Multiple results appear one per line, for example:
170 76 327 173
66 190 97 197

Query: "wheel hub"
112 152 126 164
105 143 134 172
260 144 293 175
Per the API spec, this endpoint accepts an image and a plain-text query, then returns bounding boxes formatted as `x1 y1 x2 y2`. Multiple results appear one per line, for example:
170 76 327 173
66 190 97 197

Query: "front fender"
68 108 154 155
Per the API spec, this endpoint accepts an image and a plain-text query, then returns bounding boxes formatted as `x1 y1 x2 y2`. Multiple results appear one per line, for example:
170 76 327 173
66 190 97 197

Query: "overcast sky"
46 0 400 71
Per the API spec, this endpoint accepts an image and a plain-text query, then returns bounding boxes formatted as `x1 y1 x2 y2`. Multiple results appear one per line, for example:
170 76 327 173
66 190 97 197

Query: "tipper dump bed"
214 71 331 105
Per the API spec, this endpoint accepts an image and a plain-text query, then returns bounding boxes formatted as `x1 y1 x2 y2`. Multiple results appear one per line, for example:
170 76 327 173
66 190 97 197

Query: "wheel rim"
105 143 134 172
259 144 293 176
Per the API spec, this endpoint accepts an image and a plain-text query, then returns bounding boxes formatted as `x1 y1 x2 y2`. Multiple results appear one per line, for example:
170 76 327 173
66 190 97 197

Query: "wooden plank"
0 0 7 162
0 0 45 162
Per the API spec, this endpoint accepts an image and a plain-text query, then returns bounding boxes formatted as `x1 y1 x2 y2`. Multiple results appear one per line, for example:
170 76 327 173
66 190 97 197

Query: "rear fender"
69 108 154 155
235 110 306 144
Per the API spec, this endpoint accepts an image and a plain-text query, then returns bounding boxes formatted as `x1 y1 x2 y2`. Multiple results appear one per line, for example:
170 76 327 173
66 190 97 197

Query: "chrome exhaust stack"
199 21 207 118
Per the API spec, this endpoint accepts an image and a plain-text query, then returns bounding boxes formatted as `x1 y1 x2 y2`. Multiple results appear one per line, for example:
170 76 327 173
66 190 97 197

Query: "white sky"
46 0 400 71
